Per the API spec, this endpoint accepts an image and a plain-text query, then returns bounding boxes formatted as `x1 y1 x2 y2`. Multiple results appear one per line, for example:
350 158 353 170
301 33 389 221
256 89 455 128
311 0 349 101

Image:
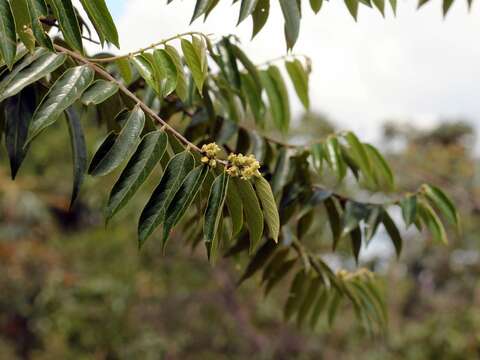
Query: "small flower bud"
201 142 221 168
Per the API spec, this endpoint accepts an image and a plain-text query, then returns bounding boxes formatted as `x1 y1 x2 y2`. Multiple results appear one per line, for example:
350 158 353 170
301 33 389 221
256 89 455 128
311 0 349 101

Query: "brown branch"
86 31 212 63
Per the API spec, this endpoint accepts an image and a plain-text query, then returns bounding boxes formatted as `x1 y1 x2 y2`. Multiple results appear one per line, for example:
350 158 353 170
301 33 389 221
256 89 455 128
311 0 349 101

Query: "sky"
102 0 480 143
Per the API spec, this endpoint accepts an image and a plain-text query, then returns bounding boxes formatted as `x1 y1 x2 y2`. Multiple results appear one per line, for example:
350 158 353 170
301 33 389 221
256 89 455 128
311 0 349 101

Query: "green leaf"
327 291 343 326
350 226 362 262
254 175 280 243
88 106 145 176
443 0 454 16
417 0 431 8
422 184 459 228
311 143 324 173
238 0 259 24
262 247 290 283
204 172 229 262
285 59 309 109
204 0 220 19
325 137 347 181
79 0 119 47
25 0 53 50
389 0 397 15
4 86 36 179
344 132 371 178
364 143 395 190
26 65 94 143
284 270 308 321
271 148 289 195
81 80 119 106
381 210 402 257
216 79 241 122
372 0 385 16
260 69 286 133
310 289 328 329
162 165 209 250
116 58 132 84
190 0 212 23
324 197 342 249
225 178 244 237
310 0 323 13
0 51 66 102
298 277 322 326
165 45 188 101
249 131 268 160
214 40 245 93
268 65 290 132
230 43 262 92
47 0 83 53
279 0 301 50
0 47 47 98
10 0 36 52
225 232 249 258
65 107 87 208
349 279 385 328
345 0 359 20
400 195 417 227
153 49 177 97
365 206 381 243
0 0 17 69
166 131 184 154
106 131 168 223
342 201 369 236
181 38 206 94
251 0 269 39
418 200 448 244
238 240 277 285
241 73 264 125
130 55 158 93
264 258 296 295
193 36 208 75
88 131 116 170
138 151 194 248
0 43 29 69
234 178 264 254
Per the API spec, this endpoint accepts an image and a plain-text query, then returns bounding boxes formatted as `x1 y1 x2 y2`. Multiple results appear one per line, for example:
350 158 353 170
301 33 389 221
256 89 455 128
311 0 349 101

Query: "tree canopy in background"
0 0 464 346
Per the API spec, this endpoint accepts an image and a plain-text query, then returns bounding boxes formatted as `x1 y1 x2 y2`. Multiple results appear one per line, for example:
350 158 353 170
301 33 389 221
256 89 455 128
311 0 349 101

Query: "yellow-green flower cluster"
337 268 374 281
201 143 221 168
226 153 261 180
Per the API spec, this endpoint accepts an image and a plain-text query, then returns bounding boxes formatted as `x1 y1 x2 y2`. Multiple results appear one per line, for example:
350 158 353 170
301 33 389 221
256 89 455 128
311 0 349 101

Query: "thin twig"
86 31 212 63
256 54 312 68
81 35 100 45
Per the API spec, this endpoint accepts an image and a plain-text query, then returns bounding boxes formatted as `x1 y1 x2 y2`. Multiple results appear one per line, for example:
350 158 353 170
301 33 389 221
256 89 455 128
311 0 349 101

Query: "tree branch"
87 31 213 63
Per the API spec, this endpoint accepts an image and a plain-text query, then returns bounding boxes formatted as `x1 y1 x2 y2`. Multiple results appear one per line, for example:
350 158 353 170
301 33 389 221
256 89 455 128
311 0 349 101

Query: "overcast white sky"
102 0 480 142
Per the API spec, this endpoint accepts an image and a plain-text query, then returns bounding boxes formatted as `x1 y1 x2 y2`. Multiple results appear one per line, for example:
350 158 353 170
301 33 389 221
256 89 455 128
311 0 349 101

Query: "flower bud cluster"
226 153 261 180
337 268 374 281
201 143 221 168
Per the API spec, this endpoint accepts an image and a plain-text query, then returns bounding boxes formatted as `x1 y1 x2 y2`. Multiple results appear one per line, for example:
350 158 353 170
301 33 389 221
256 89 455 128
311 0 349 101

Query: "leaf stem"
87 31 212 63
256 54 312 68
